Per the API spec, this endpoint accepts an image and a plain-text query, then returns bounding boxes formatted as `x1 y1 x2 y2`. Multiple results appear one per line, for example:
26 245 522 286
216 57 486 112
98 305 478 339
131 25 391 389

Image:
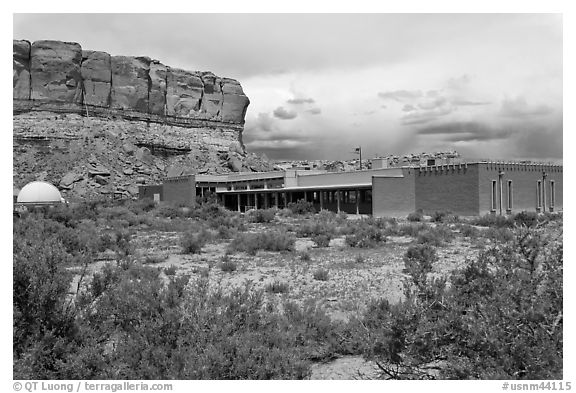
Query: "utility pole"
354 146 362 170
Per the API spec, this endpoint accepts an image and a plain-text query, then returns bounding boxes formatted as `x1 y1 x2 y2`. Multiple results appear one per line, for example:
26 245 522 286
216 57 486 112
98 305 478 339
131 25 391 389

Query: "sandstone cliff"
13 39 249 125
13 39 275 201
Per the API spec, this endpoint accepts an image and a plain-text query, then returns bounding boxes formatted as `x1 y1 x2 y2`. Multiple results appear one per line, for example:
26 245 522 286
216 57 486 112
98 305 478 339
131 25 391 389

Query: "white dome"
16 181 62 205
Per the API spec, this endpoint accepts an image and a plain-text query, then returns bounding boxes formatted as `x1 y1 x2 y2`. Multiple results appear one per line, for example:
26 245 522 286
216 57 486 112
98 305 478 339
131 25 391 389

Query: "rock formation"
13 39 250 125
13 40 31 100
30 40 83 103
13 39 276 200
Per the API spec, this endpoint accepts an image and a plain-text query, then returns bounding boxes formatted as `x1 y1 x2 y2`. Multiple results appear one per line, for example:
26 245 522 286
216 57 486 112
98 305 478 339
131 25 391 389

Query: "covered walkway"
218 184 373 214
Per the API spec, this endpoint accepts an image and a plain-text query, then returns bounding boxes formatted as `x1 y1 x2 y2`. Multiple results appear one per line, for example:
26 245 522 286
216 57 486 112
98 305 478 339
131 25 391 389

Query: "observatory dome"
16 181 62 205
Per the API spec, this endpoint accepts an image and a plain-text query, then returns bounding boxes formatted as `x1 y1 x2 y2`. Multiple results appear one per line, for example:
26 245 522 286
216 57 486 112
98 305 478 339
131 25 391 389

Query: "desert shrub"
247 208 276 223
407 211 423 222
155 203 183 219
299 251 311 262
277 208 294 218
126 198 157 214
265 280 289 294
360 227 563 380
204 212 246 234
287 199 315 215
219 256 237 272
396 222 428 238
432 210 459 223
417 225 454 246
143 254 167 264
313 268 329 281
355 254 366 264
99 206 141 226
318 209 337 221
180 229 212 254
312 233 332 248
470 213 513 228
228 231 295 256
164 265 177 276
457 223 480 238
483 226 514 242
513 211 538 228
13 217 82 365
344 220 386 248
190 200 227 221
403 244 437 289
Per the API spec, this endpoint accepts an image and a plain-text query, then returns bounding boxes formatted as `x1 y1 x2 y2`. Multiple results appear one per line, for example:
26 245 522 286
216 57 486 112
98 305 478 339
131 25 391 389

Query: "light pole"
354 146 362 170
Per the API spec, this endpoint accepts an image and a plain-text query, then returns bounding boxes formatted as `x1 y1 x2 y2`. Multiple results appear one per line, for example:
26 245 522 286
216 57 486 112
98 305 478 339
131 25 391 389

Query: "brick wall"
372 170 416 218
162 175 196 206
415 165 480 216
477 163 562 214
138 184 163 201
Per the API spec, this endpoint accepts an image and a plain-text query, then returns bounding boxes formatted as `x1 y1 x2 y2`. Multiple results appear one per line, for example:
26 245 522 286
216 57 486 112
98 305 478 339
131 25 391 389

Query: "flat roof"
216 183 374 194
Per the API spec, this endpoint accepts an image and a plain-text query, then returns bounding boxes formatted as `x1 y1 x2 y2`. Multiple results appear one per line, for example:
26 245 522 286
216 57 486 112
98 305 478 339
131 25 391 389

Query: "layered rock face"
81 50 111 107
13 40 31 99
13 39 276 200
13 39 250 125
30 40 83 103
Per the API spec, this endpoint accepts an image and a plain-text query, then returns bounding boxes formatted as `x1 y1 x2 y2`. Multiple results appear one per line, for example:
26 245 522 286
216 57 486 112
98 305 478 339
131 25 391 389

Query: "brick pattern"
415 165 480 216
477 163 562 214
138 185 163 201
162 175 196 206
372 170 416 218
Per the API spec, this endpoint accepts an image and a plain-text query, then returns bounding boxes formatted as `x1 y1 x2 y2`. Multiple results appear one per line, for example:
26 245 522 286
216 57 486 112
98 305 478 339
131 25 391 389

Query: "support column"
355 189 360 215
320 190 324 210
542 172 547 212
237 194 241 212
274 192 279 208
336 190 341 213
255 193 259 210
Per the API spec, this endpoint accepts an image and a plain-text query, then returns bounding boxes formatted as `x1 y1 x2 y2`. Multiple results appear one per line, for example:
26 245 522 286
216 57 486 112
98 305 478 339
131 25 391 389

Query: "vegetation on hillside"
13 200 563 379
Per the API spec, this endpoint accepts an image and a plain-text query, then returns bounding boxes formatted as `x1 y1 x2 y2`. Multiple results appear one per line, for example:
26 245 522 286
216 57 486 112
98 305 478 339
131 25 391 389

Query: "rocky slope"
13 39 276 200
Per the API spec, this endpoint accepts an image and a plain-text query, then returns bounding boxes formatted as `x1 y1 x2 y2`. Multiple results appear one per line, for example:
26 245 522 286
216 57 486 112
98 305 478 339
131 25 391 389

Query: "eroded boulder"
60 171 84 188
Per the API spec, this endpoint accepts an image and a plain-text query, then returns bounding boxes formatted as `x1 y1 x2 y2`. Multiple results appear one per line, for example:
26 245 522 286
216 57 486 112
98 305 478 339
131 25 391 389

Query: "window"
536 181 542 209
491 180 497 211
550 181 555 208
507 180 513 211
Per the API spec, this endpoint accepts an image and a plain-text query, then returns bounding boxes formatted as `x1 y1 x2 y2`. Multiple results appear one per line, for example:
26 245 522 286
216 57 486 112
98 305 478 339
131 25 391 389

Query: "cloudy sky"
13 13 562 162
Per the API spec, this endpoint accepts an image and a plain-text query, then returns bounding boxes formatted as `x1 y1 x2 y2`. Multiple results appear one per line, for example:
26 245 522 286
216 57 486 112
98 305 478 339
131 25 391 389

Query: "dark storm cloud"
401 106 453 125
273 107 298 120
18 14 508 79
377 90 423 102
513 116 563 159
415 121 515 142
415 115 563 158
499 97 554 118
402 104 417 112
287 98 315 105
